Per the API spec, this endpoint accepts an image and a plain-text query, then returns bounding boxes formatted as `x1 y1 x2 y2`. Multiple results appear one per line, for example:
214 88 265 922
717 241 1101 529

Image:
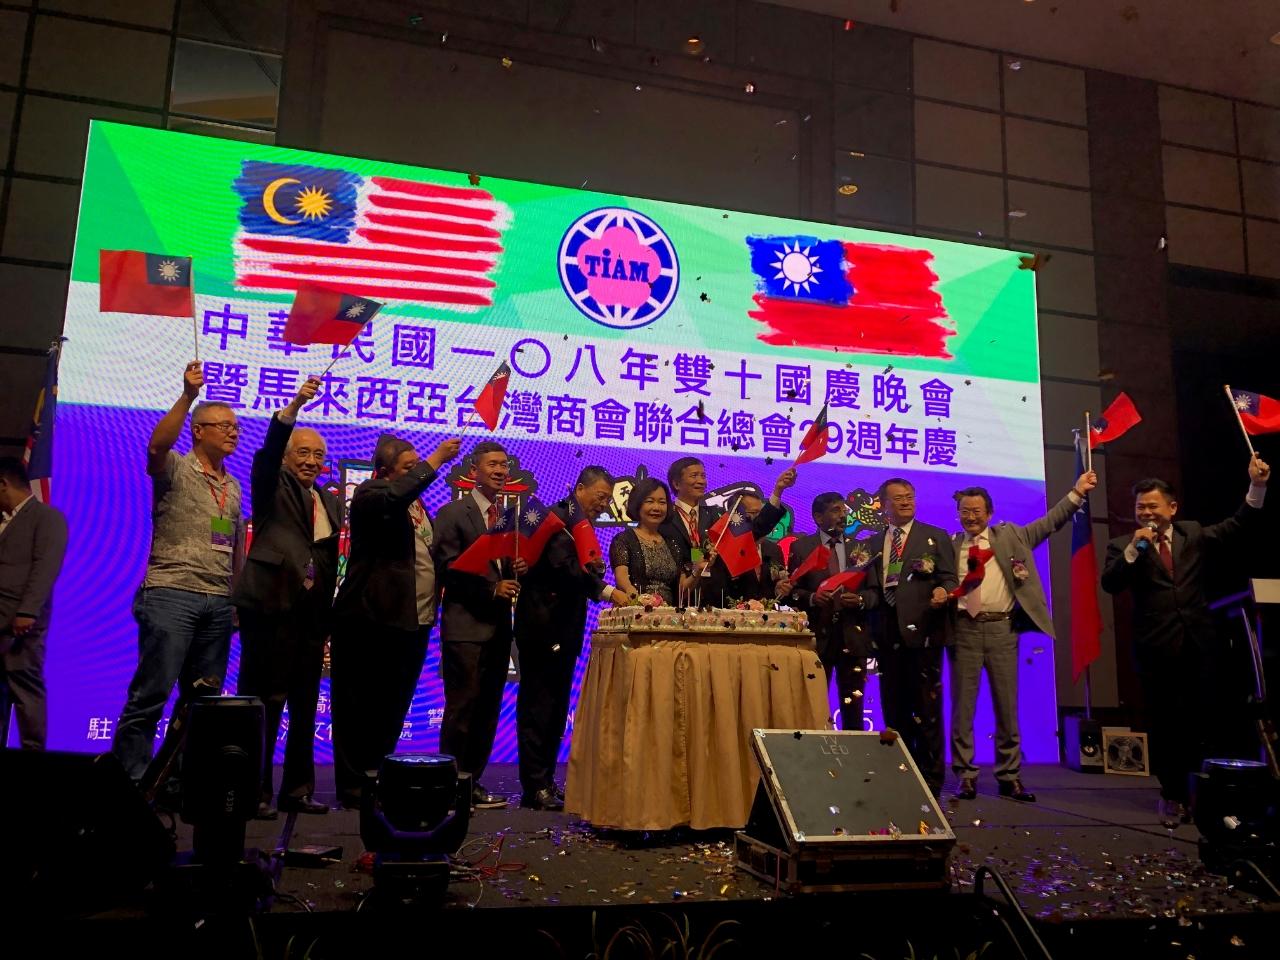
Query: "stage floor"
199 762 1270 923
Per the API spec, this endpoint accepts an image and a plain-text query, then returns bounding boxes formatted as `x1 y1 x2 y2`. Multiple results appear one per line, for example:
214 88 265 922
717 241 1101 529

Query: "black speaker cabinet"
734 730 955 893
0 750 174 912
1063 714 1105 773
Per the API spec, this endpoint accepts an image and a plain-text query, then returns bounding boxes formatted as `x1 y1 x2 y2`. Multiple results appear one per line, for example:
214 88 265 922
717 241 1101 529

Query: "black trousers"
0 625 47 750
330 615 430 804
235 604 327 802
876 618 946 793
1139 639 1239 803
440 629 512 783
515 609 586 793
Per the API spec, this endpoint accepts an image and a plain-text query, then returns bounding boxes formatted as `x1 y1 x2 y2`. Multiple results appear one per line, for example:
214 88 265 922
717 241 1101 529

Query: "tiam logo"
558 207 679 329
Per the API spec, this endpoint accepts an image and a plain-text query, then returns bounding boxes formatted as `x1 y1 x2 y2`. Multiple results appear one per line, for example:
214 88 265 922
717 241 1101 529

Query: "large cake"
596 604 810 635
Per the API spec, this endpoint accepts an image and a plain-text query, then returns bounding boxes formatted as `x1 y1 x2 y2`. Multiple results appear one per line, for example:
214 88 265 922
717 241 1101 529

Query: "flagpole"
1083 666 1093 720
317 349 351 380
708 494 745 558
1224 384 1257 457
1084 411 1093 474
190 264 200 362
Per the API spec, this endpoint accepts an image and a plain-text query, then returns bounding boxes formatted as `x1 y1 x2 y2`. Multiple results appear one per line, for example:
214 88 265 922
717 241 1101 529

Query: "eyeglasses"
195 421 240 434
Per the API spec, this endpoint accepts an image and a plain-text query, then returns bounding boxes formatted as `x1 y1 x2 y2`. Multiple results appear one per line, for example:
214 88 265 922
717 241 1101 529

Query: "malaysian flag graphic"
232 161 512 309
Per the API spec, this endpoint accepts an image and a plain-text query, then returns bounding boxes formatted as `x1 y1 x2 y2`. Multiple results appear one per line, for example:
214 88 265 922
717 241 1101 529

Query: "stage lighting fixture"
359 754 472 905
1190 758 1279 876
180 696 265 866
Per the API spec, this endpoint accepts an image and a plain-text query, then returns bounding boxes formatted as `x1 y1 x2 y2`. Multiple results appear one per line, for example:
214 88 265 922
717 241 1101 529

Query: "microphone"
1135 519 1158 552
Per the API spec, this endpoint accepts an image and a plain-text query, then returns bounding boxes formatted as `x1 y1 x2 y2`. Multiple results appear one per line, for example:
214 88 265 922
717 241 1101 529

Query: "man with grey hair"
233 375 340 818
113 361 243 782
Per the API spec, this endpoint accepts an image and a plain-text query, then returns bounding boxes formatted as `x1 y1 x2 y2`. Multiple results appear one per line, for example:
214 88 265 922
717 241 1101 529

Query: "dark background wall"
0 0 1277 728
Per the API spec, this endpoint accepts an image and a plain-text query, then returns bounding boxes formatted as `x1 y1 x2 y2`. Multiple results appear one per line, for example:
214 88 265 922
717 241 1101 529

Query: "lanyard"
681 505 699 545
201 464 229 518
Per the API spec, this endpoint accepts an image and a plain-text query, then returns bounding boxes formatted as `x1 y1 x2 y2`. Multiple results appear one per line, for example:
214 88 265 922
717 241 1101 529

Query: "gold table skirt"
565 629 831 831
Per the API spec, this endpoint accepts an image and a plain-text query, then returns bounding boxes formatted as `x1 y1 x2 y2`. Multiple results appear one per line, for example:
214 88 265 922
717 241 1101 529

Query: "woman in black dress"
609 477 696 606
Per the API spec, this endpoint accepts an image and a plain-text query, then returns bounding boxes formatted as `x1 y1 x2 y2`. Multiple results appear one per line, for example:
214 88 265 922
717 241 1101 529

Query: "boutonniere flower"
1010 558 1030 582
909 554 936 576
848 545 873 569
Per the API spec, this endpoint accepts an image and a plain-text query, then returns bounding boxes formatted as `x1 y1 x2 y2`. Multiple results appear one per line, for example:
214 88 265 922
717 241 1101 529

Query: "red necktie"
486 503 499 529
1158 534 1173 575
684 507 700 546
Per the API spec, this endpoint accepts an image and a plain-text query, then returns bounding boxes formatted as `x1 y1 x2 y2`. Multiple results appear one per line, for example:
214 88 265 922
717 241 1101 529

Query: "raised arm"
1020 470 1096 547
147 362 202 475
1204 454 1270 549
369 438 462 514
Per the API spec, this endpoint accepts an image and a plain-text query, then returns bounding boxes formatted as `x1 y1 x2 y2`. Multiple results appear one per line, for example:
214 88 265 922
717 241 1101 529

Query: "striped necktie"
884 525 904 606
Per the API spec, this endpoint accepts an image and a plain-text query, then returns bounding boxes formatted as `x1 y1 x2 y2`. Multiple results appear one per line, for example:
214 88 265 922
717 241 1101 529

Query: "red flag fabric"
788 542 832 584
451 506 516 575
709 506 760 578
99 250 193 318
1070 432 1103 682
571 518 603 569
515 498 566 567
817 568 867 594
474 361 511 430
282 283 382 346
1230 389 1280 435
1089 392 1142 449
794 403 830 465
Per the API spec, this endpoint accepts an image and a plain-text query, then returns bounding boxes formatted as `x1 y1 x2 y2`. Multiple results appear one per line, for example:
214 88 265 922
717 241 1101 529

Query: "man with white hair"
233 376 341 818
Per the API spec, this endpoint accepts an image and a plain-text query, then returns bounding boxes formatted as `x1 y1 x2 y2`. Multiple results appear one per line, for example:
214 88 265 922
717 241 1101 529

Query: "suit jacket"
950 493 1080 638
0 498 68 631
787 532 878 662
1101 501 1261 657
515 498 607 645
432 494 513 644
333 458 442 632
232 413 341 617
660 499 786 602
865 519 958 648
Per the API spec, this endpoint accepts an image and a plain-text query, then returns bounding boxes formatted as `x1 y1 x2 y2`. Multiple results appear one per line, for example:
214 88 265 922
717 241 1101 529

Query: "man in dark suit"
434 441 526 809
661 457 795 600
232 377 340 818
1102 455 1270 821
0 457 67 750
514 466 628 810
788 492 878 730
330 432 461 810
864 477 958 796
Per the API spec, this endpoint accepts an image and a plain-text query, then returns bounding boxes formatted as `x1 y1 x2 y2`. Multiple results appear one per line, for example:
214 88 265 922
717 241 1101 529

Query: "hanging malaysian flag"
231 161 512 309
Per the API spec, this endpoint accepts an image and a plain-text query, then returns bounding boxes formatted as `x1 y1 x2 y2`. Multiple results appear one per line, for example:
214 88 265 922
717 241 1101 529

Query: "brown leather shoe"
997 778 1036 803
953 776 977 800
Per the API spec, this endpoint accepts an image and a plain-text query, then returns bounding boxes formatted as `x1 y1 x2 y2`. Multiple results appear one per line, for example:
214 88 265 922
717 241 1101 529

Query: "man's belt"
966 610 1014 622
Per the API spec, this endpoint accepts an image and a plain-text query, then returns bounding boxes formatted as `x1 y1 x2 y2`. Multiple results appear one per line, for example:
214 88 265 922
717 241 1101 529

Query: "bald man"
233 376 342 818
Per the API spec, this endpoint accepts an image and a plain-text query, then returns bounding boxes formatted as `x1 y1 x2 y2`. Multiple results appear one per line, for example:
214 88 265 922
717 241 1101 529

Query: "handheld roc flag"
794 403 830 466
516 498 566 567
708 505 759 579
1230 389 1280 436
282 283 382 346
99 250 193 318
1088 392 1142 449
788 543 831 584
473 361 511 431
567 498 604 569
1070 430 1103 683
451 506 517 575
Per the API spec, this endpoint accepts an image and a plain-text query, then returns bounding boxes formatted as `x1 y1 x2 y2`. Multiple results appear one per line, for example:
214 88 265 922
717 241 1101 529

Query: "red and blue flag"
1070 430 1103 682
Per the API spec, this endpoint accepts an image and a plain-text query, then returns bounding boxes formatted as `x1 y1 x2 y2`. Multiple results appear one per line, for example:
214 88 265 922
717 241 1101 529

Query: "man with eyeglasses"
863 478 957 797
232 375 340 818
114 361 243 783
948 469 1097 804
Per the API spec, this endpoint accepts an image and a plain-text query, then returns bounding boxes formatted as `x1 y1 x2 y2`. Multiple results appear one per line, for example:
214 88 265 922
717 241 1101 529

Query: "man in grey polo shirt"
113 361 243 781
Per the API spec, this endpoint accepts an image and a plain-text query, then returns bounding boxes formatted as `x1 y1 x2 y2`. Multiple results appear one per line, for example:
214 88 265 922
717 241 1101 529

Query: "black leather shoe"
471 784 507 809
521 787 565 811
279 794 329 815
954 776 977 801
997 779 1036 803
254 801 279 820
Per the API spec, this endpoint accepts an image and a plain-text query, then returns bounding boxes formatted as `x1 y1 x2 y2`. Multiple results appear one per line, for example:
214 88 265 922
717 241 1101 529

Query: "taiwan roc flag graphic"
99 250 193 317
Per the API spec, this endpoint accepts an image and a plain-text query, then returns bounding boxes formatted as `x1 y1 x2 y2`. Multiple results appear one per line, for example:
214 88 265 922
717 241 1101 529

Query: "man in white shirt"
949 468 1097 803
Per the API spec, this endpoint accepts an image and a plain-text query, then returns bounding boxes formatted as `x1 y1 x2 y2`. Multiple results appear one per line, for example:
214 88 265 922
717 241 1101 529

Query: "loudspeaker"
734 730 955 892
1063 714 1105 773
0 751 174 912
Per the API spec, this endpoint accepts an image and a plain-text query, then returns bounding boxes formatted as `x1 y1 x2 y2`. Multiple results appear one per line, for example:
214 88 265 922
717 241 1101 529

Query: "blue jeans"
112 587 233 781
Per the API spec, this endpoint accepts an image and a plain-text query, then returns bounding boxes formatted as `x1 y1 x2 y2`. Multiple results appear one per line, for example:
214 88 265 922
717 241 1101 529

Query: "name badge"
690 546 704 564
210 516 234 553
885 558 903 589
303 560 316 591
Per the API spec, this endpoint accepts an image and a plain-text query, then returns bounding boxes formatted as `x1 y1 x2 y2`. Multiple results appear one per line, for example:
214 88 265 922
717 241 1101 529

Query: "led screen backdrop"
46 121 1053 762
